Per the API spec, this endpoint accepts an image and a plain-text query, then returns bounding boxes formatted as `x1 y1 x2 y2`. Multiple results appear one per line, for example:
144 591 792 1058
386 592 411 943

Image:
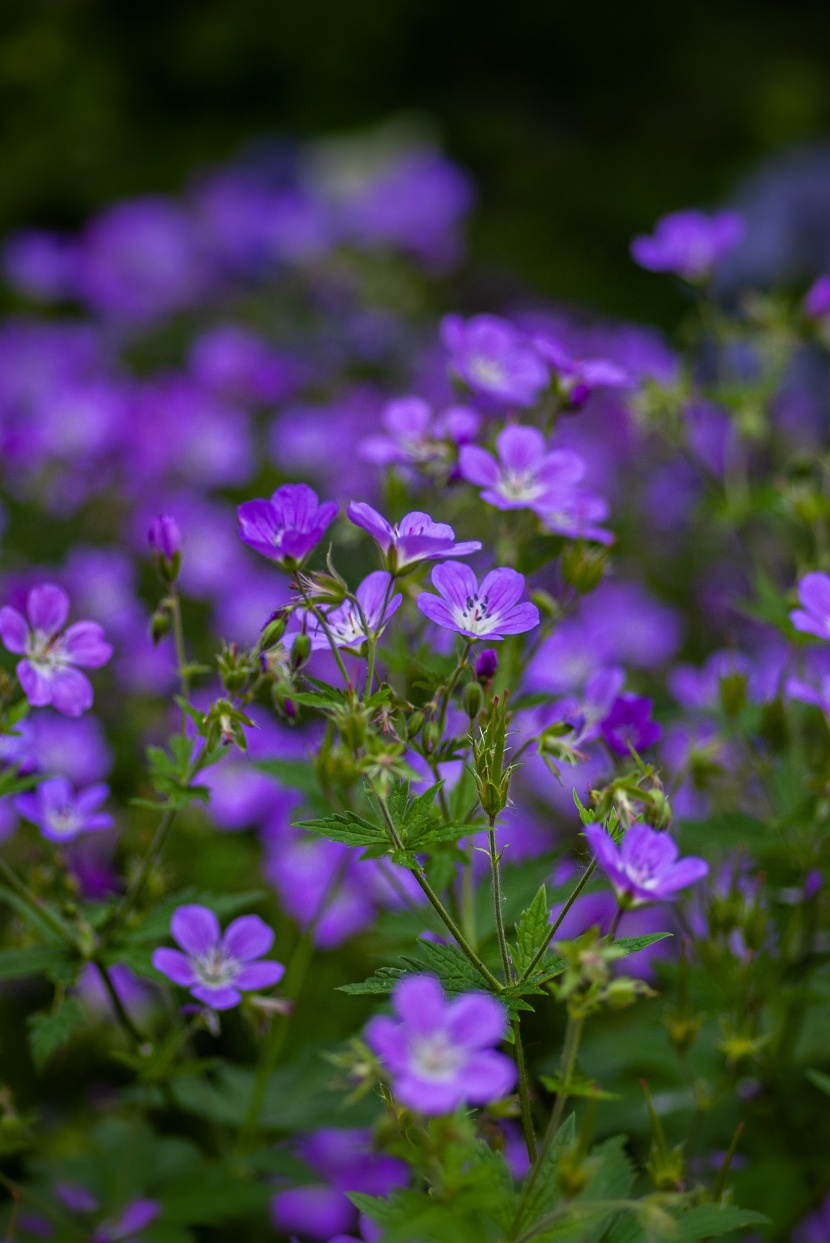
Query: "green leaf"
27 998 85 1068
512 1112 576 1236
807 1068 830 1096
540 1071 622 1101
513 883 550 976
0 884 70 943
573 790 598 825
0 944 75 981
338 966 407 996
402 939 489 995
615 932 672 955
671 1205 769 1240
295 809 388 849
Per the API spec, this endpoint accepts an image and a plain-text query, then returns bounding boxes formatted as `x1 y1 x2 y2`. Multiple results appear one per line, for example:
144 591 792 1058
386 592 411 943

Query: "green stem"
168 589 189 737
512 1018 537 1164
519 860 597 983
0 854 77 947
374 790 502 992
488 815 512 982
95 961 146 1046
514 1013 584 1232
112 806 177 929
297 585 351 686
437 639 472 738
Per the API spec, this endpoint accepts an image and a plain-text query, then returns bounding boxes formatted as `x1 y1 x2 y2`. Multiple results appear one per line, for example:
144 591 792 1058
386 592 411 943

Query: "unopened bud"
260 612 288 647
406 711 425 739
150 608 171 646
422 721 441 754
291 633 311 670
475 648 499 682
462 680 484 720
148 514 182 581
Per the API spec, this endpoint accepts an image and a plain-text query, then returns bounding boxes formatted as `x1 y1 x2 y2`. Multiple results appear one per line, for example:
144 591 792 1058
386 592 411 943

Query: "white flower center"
499 469 543 501
194 948 239 988
45 805 82 838
452 590 497 635
469 357 505 390
25 630 70 673
329 604 367 645
410 1032 465 1082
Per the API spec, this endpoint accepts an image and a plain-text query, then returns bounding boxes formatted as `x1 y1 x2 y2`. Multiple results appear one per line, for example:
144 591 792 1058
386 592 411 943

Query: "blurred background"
3 0 830 327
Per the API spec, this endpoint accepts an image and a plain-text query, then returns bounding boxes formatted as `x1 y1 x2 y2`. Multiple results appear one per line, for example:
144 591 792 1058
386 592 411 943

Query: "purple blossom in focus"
417 563 539 640
600 693 662 756
459 425 585 511
348 501 480 571
441 314 549 407
0 584 112 716
631 210 746 282
292 570 402 651
15 777 113 842
238 483 338 568
791 572 830 640
365 974 516 1113
586 822 708 907
152 904 284 1010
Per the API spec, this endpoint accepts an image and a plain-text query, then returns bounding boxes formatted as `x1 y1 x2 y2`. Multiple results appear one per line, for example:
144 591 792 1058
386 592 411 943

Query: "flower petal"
190 983 241 1010
0 607 29 655
235 960 285 990
494 602 540 635
49 668 94 717
221 914 274 962
27 584 69 635
430 561 478 610
392 974 445 1034
456 1050 517 1104
17 660 55 707
416 594 457 631
445 992 508 1049
152 948 197 986
171 904 220 956
459 445 500 488
496 425 545 472
63 622 113 668
478 566 525 614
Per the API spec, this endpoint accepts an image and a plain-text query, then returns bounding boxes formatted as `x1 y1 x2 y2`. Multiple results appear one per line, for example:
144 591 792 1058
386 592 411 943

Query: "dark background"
2 0 830 325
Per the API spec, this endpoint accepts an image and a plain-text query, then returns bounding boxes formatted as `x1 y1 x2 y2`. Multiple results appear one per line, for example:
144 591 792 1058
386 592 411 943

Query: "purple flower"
348 502 481 572
15 778 112 842
459 426 585 511
151 904 284 1010
365 975 516 1113
3 229 81 301
475 648 499 681
790 572 830 640
441 314 550 406
92 1199 160 1243
532 334 630 408
417 563 539 640
147 514 181 560
804 275 830 319
630 209 745 282
600 693 662 756
293 571 402 651
585 823 708 907
237 484 338 568
0 584 112 716
537 490 614 545
358 397 480 468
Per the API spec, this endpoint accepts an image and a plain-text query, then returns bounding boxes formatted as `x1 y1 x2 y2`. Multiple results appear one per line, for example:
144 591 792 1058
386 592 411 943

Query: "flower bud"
462 680 484 720
260 611 288 648
406 710 425 739
422 721 441 754
150 608 171 646
291 633 311 670
475 648 498 682
148 514 182 581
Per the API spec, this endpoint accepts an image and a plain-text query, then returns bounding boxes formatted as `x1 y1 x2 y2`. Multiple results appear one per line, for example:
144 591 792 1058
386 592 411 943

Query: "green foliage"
513 883 550 975
27 998 86 1068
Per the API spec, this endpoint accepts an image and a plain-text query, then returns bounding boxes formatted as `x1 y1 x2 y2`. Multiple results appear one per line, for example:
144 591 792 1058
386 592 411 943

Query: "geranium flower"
0 584 112 717
459 426 585 511
365 975 516 1113
348 502 480 572
585 823 708 907
152 904 284 1010
630 209 745 282
441 314 549 406
237 483 338 568
15 777 113 842
417 563 539 639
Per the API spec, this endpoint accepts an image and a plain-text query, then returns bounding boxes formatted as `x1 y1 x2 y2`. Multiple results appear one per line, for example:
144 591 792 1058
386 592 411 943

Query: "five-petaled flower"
152 903 284 1010
790 572 830 641
585 822 708 907
441 313 549 407
459 425 585 512
0 584 112 717
358 396 480 468
630 209 745 283
348 502 481 572
15 777 113 842
292 570 402 651
417 563 539 640
365 974 516 1114
237 483 338 568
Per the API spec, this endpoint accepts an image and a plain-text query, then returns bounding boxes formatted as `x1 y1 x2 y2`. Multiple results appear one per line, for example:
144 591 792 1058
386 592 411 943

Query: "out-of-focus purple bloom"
459 425 585 511
804 869 824 900
294 571 402 651
804 275 830 319
533 334 630 408
152 904 284 1010
358 396 480 468
537 488 614 545
560 667 626 745
148 514 181 560
92 1199 161 1243
793 1193 830 1243
130 376 254 489
586 823 708 907
631 210 745 282
417 563 539 640
684 402 738 476
791 572 830 640
348 502 480 572
366 975 515 1113
271 1128 407 1241
600 693 662 756
475 648 499 681
441 314 549 407
56 1183 99 1213
3 229 81 301
78 197 205 322
0 584 112 716
15 777 112 842
189 324 299 404
238 484 338 568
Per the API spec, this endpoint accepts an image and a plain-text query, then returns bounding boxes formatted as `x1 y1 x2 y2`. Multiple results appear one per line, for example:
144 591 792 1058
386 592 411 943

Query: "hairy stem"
512 1018 538 1164
487 814 512 983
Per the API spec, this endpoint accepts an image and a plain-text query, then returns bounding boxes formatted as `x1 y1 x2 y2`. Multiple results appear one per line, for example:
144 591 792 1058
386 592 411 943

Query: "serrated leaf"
295 810 388 848
338 967 407 995
615 933 672 955
513 884 550 975
27 998 85 1068
402 939 489 995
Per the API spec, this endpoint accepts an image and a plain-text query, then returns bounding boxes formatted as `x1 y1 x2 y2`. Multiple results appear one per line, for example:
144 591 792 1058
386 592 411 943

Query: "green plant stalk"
512 1018 538 1164
297 583 351 686
168 588 190 737
519 860 597 982
487 815 512 982
112 805 178 929
95 961 146 1047
0 854 78 947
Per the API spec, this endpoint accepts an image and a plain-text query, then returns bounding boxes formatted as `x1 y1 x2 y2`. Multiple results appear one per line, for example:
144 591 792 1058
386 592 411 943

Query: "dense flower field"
0 128 829 1243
